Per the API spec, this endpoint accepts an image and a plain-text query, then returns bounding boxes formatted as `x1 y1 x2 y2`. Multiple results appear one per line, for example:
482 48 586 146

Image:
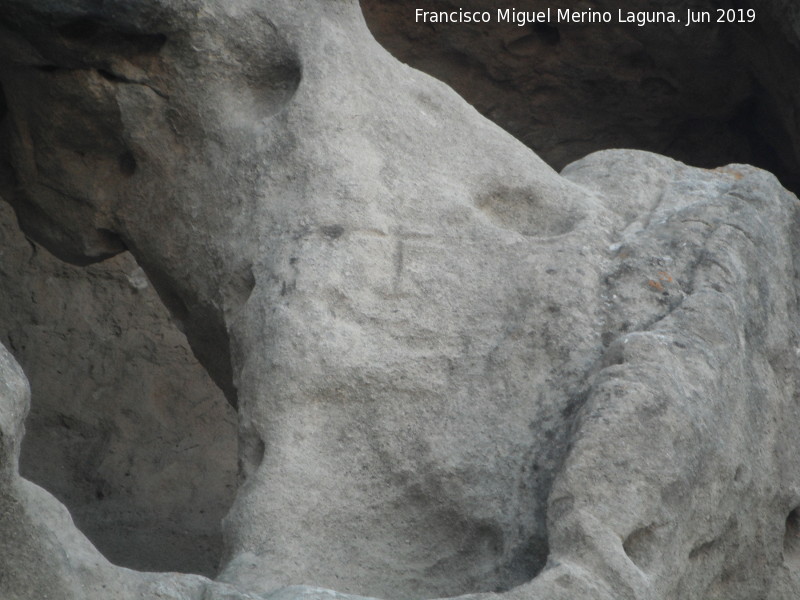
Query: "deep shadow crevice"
1 206 238 577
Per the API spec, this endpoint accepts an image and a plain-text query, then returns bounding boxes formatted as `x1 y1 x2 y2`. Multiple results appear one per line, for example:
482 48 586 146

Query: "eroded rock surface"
1 1 800 600
0 201 236 576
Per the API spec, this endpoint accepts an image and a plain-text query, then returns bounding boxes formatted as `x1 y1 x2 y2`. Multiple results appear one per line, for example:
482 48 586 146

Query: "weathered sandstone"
0 200 236 576
1 2 800 600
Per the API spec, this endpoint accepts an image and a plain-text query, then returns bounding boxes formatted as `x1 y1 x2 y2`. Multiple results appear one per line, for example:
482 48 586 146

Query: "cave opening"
0 200 237 577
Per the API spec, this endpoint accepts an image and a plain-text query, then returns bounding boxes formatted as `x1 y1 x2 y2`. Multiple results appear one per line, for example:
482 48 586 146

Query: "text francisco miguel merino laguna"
415 7 757 27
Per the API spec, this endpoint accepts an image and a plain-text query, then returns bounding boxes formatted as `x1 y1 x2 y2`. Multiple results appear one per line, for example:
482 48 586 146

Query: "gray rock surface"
0 200 236 576
0 1 800 600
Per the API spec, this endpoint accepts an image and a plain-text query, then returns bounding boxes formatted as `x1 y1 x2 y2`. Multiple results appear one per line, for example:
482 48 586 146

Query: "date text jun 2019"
414 8 757 27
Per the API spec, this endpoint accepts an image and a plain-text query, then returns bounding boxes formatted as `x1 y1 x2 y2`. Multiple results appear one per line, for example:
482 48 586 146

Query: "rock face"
0 200 236 576
360 0 800 193
1 2 800 600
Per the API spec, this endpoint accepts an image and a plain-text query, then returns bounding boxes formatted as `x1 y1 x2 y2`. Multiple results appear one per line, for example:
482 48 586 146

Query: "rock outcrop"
1 2 800 600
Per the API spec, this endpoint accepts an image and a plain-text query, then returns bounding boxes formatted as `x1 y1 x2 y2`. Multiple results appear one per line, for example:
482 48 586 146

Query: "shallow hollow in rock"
784 507 800 568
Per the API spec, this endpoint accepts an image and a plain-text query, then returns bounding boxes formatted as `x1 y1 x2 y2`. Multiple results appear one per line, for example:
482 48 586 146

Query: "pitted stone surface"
1 2 800 600
0 201 236 576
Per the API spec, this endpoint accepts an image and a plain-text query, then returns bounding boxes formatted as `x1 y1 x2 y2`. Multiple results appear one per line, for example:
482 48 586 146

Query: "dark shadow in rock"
0 80 6 122
784 507 800 568
623 524 658 572
0 202 237 577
